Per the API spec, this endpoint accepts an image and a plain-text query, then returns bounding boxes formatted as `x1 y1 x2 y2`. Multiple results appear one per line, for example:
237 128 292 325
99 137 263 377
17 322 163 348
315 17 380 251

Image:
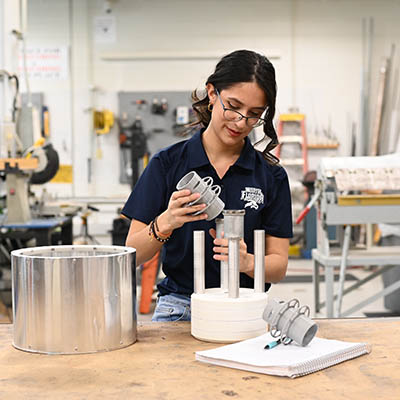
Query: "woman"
122 49 293 321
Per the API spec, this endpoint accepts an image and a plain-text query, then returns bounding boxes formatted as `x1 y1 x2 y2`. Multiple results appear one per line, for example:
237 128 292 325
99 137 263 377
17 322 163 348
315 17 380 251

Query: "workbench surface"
0 318 399 399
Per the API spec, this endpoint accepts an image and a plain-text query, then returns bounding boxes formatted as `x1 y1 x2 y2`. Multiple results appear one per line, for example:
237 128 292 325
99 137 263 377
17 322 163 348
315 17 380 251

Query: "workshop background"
1 0 400 319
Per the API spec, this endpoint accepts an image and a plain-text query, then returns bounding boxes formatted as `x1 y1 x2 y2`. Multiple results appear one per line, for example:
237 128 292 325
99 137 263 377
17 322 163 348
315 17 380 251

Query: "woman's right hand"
156 189 207 234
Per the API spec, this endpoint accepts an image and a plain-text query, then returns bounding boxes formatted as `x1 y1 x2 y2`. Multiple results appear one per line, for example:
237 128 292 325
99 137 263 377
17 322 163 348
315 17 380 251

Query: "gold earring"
208 103 213 112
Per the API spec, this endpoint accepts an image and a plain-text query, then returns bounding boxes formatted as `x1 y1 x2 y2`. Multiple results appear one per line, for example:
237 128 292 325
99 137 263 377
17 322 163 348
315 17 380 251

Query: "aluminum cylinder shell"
228 239 240 298
11 245 137 354
223 210 245 239
254 230 266 293
216 218 228 291
193 231 205 294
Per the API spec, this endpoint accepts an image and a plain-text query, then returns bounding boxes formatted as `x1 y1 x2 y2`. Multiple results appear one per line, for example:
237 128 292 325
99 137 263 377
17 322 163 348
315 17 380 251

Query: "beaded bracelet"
148 217 171 243
154 216 172 238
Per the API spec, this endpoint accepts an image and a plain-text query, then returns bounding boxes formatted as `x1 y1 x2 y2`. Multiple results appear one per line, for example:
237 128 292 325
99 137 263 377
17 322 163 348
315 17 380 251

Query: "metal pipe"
223 210 245 239
336 224 351 317
216 218 228 291
254 230 265 293
193 230 205 294
223 210 245 299
228 239 240 298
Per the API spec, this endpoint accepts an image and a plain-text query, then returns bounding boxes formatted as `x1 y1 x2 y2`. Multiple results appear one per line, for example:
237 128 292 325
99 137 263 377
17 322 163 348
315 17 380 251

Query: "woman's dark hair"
192 49 279 165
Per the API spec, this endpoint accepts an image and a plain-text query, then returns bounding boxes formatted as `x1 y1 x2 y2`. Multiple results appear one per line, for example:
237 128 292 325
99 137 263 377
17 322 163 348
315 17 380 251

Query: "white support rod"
228 239 240 298
193 230 205 294
254 230 265 293
216 218 228 291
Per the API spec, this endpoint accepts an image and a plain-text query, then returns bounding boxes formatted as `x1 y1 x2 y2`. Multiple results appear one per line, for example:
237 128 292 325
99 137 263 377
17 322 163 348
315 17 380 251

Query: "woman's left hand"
208 228 253 275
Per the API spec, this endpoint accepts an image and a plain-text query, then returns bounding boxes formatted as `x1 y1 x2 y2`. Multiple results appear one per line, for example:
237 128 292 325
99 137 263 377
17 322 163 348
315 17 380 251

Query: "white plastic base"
191 288 268 343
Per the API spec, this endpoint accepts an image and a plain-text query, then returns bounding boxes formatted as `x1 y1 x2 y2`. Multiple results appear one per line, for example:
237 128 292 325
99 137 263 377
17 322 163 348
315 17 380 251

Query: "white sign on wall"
93 16 117 44
18 46 69 80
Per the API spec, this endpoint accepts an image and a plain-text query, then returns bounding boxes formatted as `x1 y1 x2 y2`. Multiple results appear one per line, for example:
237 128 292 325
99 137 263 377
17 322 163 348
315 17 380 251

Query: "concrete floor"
137 257 399 321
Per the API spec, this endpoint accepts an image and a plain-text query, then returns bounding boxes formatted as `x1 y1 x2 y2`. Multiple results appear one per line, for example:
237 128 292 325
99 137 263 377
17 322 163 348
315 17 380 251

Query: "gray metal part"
21 92 44 113
117 91 193 184
6 173 31 223
18 92 44 150
223 210 245 239
262 298 318 346
324 204 400 225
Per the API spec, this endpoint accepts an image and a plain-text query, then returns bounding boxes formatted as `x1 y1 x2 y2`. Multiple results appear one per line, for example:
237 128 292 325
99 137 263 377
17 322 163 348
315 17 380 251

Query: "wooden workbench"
0 319 399 399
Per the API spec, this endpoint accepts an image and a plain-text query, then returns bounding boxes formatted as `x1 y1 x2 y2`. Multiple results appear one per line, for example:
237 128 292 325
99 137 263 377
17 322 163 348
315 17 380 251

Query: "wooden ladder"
276 113 309 247
276 113 308 177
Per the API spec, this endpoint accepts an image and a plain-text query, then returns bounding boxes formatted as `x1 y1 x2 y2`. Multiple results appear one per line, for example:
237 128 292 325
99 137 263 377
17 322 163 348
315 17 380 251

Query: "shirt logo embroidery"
240 187 264 210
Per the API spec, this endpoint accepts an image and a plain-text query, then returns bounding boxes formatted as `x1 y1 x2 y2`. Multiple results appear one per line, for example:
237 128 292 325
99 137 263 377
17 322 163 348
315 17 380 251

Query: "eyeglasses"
215 89 267 128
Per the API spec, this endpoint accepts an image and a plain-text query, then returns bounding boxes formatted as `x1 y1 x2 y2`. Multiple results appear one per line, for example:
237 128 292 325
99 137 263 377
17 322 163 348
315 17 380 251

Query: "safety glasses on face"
215 89 268 128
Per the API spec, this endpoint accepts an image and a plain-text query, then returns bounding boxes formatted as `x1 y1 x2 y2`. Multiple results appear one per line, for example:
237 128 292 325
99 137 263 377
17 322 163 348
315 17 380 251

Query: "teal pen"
264 338 282 350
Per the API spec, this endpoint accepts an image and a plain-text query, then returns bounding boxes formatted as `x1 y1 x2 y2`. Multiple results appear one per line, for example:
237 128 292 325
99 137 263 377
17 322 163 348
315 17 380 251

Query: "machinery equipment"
301 153 400 317
0 138 59 223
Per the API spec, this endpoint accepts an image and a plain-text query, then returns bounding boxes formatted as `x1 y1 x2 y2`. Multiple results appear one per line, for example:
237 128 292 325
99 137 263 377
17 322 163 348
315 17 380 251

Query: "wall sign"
18 46 69 80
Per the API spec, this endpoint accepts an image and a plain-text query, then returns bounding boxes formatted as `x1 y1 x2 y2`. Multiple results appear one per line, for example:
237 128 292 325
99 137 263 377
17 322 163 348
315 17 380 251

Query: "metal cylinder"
228 239 240 298
215 218 228 291
254 230 266 293
223 210 245 239
193 230 205 294
11 245 137 354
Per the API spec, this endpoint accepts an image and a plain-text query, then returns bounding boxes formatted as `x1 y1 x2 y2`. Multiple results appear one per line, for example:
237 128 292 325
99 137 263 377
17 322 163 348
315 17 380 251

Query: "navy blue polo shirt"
122 129 293 296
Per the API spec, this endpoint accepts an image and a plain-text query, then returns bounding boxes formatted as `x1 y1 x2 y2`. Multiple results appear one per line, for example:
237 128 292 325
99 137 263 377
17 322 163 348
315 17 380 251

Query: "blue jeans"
152 293 191 322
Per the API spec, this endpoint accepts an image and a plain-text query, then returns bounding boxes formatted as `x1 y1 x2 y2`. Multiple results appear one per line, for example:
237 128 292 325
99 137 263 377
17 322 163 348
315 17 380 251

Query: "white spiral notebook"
195 332 371 378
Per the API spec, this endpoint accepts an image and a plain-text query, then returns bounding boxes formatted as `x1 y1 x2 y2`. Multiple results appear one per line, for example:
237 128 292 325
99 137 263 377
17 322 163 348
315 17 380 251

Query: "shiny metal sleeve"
254 230 265 293
228 239 240 298
193 230 205 294
216 218 228 290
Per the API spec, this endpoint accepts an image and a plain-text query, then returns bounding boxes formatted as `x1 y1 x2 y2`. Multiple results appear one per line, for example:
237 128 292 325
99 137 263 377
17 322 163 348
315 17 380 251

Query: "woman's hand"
209 228 253 275
156 189 207 234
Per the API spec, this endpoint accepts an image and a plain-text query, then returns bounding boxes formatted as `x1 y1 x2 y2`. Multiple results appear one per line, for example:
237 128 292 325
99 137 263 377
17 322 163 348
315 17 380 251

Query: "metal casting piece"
262 298 318 346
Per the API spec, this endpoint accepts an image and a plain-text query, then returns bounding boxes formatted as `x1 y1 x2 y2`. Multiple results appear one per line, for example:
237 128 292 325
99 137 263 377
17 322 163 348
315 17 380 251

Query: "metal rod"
216 218 228 291
228 239 240 298
254 230 265 293
336 225 351 317
193 230 205 294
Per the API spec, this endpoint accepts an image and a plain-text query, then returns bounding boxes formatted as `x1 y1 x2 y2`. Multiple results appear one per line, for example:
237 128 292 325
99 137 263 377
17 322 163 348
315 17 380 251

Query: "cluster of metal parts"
193 209 266 298
176 171 224 221
312 154 400 318
262 298 318 347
